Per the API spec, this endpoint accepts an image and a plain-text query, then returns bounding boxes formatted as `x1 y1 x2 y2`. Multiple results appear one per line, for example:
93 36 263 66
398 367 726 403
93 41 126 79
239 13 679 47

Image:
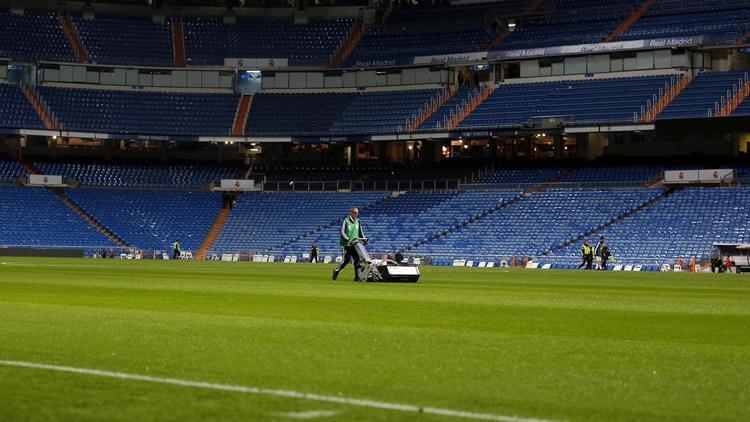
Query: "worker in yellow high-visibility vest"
578 240 593 270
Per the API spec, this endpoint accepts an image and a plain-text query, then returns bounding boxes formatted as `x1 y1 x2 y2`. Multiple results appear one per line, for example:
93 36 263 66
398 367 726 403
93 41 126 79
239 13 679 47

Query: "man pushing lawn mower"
332 207 370 281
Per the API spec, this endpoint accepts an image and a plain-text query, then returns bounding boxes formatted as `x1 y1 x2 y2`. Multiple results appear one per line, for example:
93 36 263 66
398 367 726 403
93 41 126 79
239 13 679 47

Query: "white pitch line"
0 360 555 422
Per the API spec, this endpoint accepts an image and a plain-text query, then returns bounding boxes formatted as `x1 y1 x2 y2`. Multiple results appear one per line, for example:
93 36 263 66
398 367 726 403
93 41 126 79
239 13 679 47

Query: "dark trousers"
600 258 608 270
310 254 318 263
336 246 363 280
173 249 180 259
579 256 592 269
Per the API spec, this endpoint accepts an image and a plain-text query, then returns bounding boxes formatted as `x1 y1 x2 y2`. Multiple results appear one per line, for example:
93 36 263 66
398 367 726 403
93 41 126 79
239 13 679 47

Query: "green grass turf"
0 258 748 421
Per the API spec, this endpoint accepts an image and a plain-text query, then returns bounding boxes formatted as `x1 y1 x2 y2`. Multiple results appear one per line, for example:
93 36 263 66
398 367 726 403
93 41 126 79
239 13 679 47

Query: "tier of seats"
459 75 672 128
72 15 173 67
0 10 75 63
658 71 750 120
1 181 747 270
616 0 750 45
210 191 388 254
66 189 220 251
0 186 114 248
36 86 239 135
35 161 240 188
183 17 353 66
3 2 749 66
0 83 45 129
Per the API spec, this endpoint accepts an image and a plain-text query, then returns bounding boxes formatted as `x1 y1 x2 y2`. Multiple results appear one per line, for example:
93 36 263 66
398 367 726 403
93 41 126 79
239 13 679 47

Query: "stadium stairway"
602 0 657 43
196 206 231 260
717 73 750 117
547 187 669 255
639 73 694 122
232 95 253 135
21 84 58 130
329 21 364 68
58 13 89 63
406 89 453 132
444 84 496 130
172 17 186 68
53 188 129 247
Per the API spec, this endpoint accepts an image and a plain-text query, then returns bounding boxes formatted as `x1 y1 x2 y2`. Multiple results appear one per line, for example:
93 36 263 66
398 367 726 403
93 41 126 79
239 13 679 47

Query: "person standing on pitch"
310 242 320 263
594 236 605 269
578 240 593 270
332 207 367 281
172 239 181 260
600 242 612 270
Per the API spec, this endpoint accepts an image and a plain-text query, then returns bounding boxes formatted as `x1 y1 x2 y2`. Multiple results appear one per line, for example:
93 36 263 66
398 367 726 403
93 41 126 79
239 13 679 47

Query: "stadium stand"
65 189 221 251
0 10 75 63
0 83 45 129
658 71 750 119
34 161 240 188
71 15 174 67
552 187 750 269
183 17 353 66
0 186 114 248
0 159 27 184
410 188 664 264
210 191 388 254
36 86 239 135
616 0 750 45
457 75 673 128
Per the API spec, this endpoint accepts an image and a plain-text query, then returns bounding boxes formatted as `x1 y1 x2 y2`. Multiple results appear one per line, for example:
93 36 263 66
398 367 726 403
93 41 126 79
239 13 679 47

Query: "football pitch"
1 258 748 421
